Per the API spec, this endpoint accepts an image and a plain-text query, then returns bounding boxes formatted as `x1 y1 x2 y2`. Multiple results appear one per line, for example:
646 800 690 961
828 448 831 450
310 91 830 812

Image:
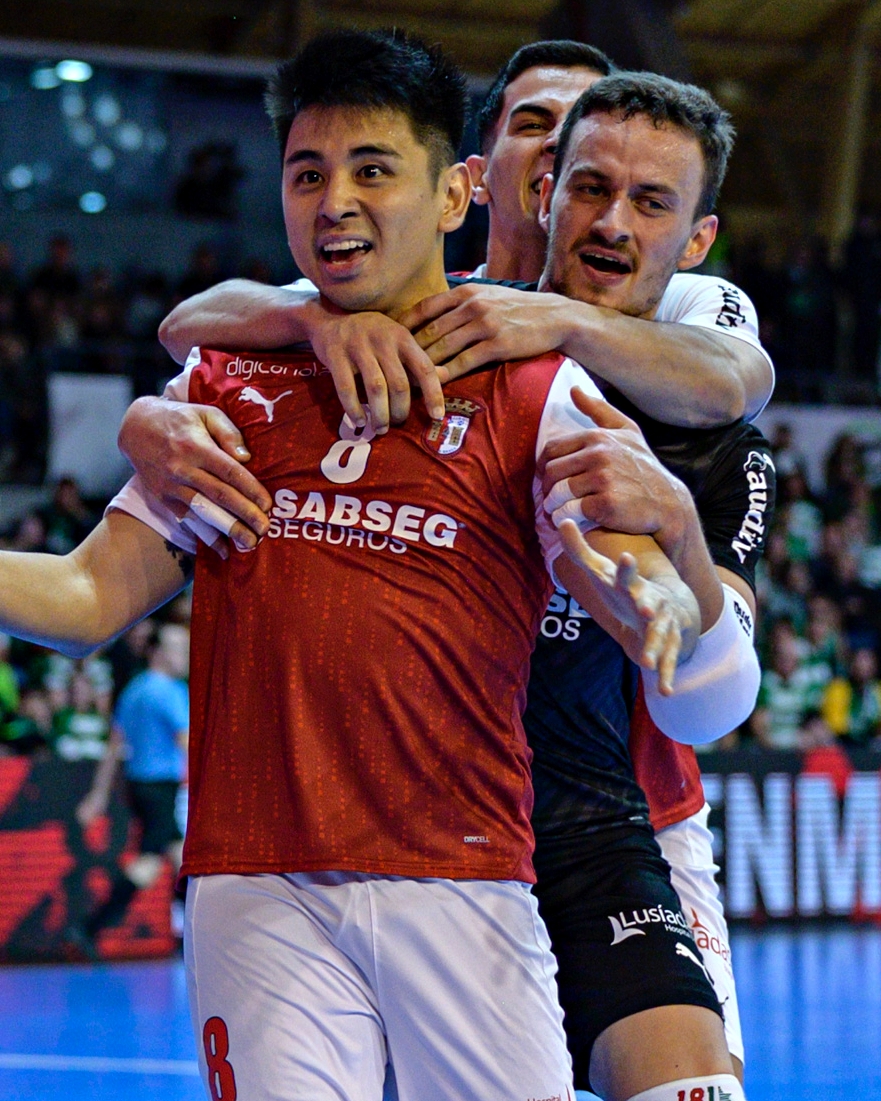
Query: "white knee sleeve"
643 584 760 745
627 1073 745 1101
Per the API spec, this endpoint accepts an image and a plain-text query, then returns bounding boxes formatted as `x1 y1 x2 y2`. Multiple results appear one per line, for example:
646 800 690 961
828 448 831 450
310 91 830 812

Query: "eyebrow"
567 165 679 197
508 103 556 126
285 143 403 168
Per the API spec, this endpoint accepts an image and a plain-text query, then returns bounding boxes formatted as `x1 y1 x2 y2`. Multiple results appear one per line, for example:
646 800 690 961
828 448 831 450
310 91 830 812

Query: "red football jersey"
175 348 577 882
629 680 705 832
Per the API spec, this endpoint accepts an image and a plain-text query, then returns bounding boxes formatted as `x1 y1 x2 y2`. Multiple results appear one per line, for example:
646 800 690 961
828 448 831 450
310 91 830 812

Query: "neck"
385 250 450 321
484 221 546 282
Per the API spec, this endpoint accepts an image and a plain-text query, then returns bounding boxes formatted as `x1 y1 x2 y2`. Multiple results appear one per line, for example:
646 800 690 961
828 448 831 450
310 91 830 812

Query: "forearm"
159 279 318 364
0 548 105 655
88 728 123 803
0 513 188 655
558 300 770 427
647 480 724 632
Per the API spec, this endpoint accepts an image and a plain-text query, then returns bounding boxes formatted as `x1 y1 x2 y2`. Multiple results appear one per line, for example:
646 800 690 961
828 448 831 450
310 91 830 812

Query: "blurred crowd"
732 218 881 405
732 423 881 771
0 234 274 484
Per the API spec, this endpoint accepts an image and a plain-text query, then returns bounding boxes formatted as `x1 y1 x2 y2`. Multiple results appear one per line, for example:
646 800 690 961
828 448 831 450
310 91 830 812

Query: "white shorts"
185 872 574 1101
656 803 744 1066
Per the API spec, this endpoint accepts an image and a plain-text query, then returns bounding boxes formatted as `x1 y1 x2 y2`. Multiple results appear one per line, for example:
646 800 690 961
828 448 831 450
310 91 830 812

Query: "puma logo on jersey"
238 386 293 423
676 941 714 986
609 915 646 945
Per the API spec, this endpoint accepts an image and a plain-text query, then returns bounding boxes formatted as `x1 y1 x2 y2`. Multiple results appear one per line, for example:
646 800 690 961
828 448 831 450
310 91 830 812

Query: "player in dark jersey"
410 57 772 1098
457 75 774 1101
531 393 774 1099
0 33 752 1101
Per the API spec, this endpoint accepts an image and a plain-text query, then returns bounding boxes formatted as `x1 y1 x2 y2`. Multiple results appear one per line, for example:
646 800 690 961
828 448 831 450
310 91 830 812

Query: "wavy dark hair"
265 28 467 182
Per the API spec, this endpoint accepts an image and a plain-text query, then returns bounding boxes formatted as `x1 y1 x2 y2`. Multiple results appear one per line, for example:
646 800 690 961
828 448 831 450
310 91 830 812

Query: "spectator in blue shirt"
72 620 189 955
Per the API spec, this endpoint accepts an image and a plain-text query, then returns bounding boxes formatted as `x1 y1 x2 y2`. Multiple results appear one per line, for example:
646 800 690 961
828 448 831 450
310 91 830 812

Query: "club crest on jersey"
423 397 481 457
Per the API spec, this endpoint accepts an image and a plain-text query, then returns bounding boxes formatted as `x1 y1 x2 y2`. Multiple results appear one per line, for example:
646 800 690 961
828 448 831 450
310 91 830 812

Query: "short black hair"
265 28 467 181
477 40 616 153
553 72 735 217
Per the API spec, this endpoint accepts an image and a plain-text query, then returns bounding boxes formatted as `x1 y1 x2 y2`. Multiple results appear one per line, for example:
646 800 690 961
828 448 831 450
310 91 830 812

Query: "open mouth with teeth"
320 239 373 264
579 251 632 276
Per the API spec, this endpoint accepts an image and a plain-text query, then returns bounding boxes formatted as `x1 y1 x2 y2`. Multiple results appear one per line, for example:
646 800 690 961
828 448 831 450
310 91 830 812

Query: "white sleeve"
281 278 319 293
533 358 604 580
105 475 198 555
655 273 774 419
642 583 761 744
162 350 200 400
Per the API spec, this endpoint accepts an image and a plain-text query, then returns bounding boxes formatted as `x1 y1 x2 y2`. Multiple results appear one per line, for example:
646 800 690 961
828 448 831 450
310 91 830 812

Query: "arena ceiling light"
79 190 106 213
61 89 86 118
68 119 96 147
90 145 115 170
30 66 60 90
115 121 144 151
56 60 93 83
5 165 33 190
93 92 120 125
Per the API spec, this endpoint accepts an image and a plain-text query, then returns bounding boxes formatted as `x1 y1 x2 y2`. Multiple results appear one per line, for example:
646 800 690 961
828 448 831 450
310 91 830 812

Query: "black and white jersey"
526 397 776 853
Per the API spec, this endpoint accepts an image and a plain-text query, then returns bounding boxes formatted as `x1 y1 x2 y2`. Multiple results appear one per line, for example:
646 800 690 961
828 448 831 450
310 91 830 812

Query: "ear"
465 154 490 206
537 172 555 234
677 214 718 271
438 162 473 234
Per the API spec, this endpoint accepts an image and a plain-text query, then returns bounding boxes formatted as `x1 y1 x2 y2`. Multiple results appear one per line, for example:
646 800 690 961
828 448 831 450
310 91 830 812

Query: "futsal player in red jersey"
125 48 769 1101
0 30 756 1101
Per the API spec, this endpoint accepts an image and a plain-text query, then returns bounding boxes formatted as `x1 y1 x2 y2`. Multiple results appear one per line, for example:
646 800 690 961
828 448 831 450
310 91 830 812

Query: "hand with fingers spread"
542 388 690 546
118 396 272 558
305 302 446 432
158 279 446 435
556 521 696 695
546 387 724 634
400 283 572 382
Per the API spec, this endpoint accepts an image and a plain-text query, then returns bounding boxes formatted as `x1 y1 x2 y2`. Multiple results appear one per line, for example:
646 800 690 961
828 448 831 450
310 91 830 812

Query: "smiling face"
468 65 602 274
282 105 469 317
538 111 718 318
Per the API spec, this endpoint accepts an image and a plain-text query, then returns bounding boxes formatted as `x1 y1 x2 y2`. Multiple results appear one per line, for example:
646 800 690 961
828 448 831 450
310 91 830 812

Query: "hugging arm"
401 282 773 426
158 279 444 427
